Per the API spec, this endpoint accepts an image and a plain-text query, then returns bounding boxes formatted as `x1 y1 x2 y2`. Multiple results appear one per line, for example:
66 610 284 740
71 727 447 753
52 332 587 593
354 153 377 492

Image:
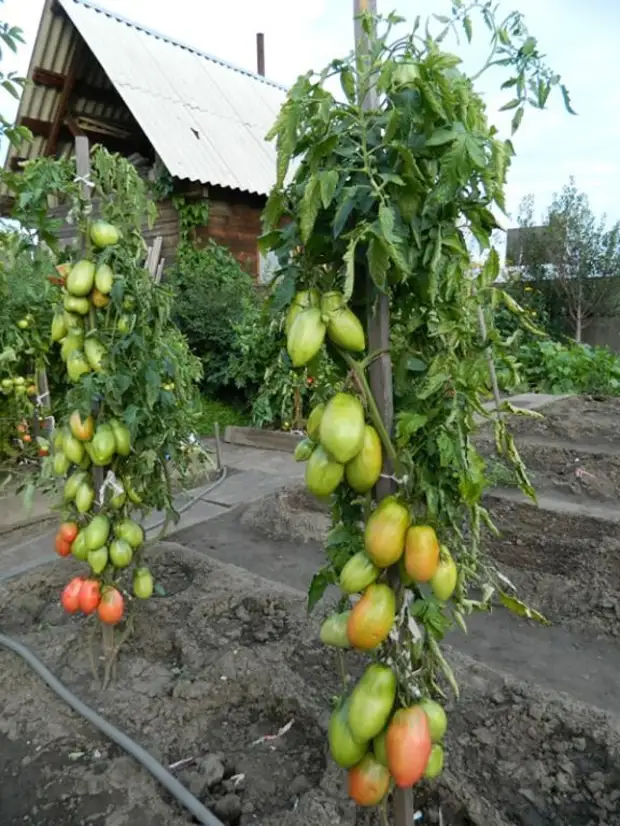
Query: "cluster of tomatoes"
61 573 124 625
49 219 155 628
285 289 459 804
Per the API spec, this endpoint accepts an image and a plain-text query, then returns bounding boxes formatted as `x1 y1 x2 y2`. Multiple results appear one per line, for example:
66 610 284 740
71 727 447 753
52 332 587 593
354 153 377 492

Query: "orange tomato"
58 521 79 543
69 410 95 441
91 287 109 308
404 525 440 583
22 434 32 443
61 577 84 613
386 706 432 788
97 587 124 625
79 579 101 615
55 534 72 557
347 584 395 651
347 754 390 806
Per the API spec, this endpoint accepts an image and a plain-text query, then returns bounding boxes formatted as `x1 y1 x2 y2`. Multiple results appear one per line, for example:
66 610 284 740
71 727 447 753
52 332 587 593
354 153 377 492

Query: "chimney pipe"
256 32 265 76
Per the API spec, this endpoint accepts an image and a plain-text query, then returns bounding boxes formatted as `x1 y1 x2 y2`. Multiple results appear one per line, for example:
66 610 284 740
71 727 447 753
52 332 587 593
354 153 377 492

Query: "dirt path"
172 506 620 718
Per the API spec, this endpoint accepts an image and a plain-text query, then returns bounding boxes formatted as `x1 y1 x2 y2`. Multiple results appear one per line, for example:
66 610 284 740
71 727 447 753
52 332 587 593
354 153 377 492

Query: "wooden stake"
353 3 413 824
74 135 104 502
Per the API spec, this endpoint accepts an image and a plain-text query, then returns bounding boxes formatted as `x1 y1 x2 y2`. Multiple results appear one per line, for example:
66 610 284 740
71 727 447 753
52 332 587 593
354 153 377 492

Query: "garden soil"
1 544 620 826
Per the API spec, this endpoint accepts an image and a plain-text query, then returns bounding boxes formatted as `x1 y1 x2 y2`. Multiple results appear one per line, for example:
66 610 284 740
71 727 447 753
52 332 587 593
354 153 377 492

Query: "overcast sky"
2 0 619 227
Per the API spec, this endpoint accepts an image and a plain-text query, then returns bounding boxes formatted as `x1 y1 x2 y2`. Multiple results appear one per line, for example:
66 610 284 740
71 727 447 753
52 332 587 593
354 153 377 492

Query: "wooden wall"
48 184 265 278
191 185 265 278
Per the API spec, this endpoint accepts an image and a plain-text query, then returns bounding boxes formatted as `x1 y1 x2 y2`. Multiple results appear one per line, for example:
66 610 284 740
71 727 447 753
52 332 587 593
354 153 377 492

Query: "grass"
194 396 250 437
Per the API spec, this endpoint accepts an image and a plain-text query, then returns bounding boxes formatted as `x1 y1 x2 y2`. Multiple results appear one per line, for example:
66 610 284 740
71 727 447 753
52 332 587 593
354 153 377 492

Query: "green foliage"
194 396 250 437
262 3 570 699
515 339 620 396
0 7 30 149
168 197 267 401
9 147 204 519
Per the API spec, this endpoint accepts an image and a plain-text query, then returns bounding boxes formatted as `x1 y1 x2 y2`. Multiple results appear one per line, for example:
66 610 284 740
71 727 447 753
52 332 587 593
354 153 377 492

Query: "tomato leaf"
499 592 550 626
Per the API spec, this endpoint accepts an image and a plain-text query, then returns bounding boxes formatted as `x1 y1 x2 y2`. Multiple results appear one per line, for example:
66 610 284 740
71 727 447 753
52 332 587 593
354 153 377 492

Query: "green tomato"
347 663 397 743
339 551 380 595
87 546 108 575
328 701 368 768
418 698 448 743
109 538 133 568
319 611 351 649
133 567 154 599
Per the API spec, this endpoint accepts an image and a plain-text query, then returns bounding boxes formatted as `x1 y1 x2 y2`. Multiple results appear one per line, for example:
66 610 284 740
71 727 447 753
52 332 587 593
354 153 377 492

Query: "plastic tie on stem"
98 470 124 505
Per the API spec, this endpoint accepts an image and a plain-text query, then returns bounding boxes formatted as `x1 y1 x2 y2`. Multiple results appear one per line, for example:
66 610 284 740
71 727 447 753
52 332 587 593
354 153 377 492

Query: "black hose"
0 633 225 826
0 461 232 826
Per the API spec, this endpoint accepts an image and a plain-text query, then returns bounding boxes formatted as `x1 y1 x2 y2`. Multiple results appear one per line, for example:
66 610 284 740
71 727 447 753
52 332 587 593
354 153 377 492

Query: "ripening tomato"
22 434 32 443
404 525 440 583
364 497 410 567
97 587 124 625
386 706 432 788
79 579 101 614
347 754 390 806
58 521 79 544
55 534 72 557
61 577 84 614
69 410 95 442
347 583 395 651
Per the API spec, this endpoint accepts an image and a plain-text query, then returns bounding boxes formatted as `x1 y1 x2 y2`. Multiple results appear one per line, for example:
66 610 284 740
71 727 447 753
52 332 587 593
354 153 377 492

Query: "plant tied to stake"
261 2 572 813
41 146 204 684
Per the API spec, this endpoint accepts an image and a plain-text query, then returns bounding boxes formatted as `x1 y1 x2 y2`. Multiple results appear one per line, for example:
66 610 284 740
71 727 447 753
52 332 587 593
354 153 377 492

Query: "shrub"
167 197 268 403
517 339 620 396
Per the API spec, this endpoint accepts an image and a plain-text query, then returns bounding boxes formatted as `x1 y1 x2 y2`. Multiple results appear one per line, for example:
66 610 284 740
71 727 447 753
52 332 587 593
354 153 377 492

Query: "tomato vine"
14 146 206 684
261 3 571 811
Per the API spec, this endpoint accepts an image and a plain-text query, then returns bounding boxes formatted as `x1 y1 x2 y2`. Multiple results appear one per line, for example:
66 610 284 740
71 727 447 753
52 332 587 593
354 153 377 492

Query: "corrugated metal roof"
6 0 288 196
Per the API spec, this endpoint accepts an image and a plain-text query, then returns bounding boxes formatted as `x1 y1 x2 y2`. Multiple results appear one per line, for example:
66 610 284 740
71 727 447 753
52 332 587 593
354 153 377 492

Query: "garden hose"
0 632 225 826
0 451 233 825
145 464 229 537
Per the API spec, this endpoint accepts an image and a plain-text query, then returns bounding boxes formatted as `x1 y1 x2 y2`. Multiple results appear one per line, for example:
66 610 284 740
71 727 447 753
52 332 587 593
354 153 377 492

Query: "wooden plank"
223 426 303 453
33 68 121 108
45 41 84 156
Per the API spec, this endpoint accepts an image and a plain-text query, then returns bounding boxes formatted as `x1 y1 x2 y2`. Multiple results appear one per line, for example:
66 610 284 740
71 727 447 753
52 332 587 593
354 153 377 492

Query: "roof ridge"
60 0 288 92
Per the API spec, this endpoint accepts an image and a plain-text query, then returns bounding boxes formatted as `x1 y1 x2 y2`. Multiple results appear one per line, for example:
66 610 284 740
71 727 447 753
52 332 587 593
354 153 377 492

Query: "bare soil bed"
503 395 620 448
1 543 620 826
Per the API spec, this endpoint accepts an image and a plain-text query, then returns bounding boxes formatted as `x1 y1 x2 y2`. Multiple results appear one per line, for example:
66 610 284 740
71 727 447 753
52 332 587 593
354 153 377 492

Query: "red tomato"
22 434 32 443
39 447 49 457
61 577 84 614
55 534 72 557
79 579 101 615
97 587 124 625
386 706 432 788
347 754 390 806
58 521 79 543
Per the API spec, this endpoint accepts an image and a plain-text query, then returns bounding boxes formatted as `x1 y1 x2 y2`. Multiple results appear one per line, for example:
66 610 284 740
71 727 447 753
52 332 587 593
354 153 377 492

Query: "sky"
1 0 619 228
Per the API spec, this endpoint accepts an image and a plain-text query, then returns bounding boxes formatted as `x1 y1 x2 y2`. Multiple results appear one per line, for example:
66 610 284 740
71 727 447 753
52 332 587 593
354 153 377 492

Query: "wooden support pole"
74 135 104 501
353 2 414 824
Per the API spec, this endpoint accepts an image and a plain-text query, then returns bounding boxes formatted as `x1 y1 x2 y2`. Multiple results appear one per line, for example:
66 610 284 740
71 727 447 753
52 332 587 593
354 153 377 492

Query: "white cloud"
1 0 618 224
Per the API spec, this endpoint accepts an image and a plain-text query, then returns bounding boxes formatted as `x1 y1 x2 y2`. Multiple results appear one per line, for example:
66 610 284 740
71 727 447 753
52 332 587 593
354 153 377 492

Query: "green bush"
516 339 620 396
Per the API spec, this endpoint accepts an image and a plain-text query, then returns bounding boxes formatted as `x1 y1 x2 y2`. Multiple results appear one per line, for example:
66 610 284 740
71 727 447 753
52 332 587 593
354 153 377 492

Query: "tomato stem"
336 649 347 692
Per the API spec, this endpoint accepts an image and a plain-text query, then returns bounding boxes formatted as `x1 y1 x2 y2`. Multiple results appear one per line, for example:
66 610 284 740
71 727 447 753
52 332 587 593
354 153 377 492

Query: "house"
2 0 288 278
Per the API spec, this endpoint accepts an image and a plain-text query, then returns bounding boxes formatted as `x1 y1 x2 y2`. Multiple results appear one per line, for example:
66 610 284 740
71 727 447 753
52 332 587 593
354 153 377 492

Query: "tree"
511 179 620 342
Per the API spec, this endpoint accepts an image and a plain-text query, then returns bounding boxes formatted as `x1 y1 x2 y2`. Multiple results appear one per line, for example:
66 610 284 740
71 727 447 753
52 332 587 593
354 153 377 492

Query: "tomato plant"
13 146 207 684
261 1 572 815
